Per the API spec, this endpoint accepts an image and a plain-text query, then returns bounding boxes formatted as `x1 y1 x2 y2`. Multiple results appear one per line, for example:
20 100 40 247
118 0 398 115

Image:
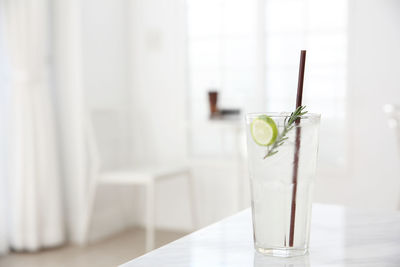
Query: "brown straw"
289 50 307 247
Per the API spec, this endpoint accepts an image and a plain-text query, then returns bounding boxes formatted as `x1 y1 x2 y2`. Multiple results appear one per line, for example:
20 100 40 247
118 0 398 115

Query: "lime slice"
250 115 278 146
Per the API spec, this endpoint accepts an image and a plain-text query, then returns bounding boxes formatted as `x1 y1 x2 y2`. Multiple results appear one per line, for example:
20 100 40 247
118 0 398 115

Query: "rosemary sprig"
263 106 308 159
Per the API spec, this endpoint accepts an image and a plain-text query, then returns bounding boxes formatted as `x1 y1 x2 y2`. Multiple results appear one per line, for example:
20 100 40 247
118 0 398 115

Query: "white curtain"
0 0 64 252
0 2 10 254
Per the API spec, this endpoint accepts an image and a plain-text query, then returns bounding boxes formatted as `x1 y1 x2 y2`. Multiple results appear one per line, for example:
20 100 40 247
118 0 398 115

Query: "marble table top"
120 204 400 266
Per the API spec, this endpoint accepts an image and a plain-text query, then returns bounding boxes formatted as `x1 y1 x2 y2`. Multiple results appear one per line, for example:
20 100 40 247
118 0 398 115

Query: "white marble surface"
120 204 400 266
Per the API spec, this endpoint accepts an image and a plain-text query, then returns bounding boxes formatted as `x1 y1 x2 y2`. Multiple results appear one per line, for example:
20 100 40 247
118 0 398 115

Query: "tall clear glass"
245 112 320 257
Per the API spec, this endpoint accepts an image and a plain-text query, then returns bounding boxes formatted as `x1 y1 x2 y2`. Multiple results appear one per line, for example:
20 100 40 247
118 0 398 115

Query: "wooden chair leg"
145 181 155 251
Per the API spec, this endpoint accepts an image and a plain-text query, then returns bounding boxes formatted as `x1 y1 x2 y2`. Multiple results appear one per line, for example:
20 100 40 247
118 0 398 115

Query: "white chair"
83 110 197 251
383 104 400 210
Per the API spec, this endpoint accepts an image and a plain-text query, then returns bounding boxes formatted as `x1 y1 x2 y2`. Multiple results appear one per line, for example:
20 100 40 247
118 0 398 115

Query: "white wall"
128 0 194 231
347 0 400 210
128 0 250 231
315 0 400 210
81 0 137 241
82 0 130 114
129 0 187 165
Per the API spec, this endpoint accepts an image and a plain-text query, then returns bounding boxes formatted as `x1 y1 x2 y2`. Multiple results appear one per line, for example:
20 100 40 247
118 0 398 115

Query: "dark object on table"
208 91 219 115
210 108 241 120
220 109 240 116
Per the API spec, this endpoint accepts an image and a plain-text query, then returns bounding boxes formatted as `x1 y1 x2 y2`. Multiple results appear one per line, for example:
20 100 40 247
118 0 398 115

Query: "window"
187 0 348 170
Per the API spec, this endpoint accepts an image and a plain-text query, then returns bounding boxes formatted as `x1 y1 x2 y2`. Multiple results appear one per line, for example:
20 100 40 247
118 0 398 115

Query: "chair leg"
82 179 97 246
145 181 155 251
187 170 198 230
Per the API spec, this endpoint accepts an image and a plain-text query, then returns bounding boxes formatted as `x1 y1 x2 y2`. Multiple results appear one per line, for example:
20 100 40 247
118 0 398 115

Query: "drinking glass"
245 112 320 257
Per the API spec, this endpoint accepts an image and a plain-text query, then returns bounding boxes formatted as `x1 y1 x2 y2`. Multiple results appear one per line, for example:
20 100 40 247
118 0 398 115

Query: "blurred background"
0 0 400 266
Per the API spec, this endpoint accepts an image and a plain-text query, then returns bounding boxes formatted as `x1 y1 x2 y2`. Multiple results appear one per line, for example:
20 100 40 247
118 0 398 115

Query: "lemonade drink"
246 111 320 257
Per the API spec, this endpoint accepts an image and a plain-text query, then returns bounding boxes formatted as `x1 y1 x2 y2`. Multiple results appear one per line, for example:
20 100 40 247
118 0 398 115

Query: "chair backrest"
84 108 130 222
86 108 131 174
